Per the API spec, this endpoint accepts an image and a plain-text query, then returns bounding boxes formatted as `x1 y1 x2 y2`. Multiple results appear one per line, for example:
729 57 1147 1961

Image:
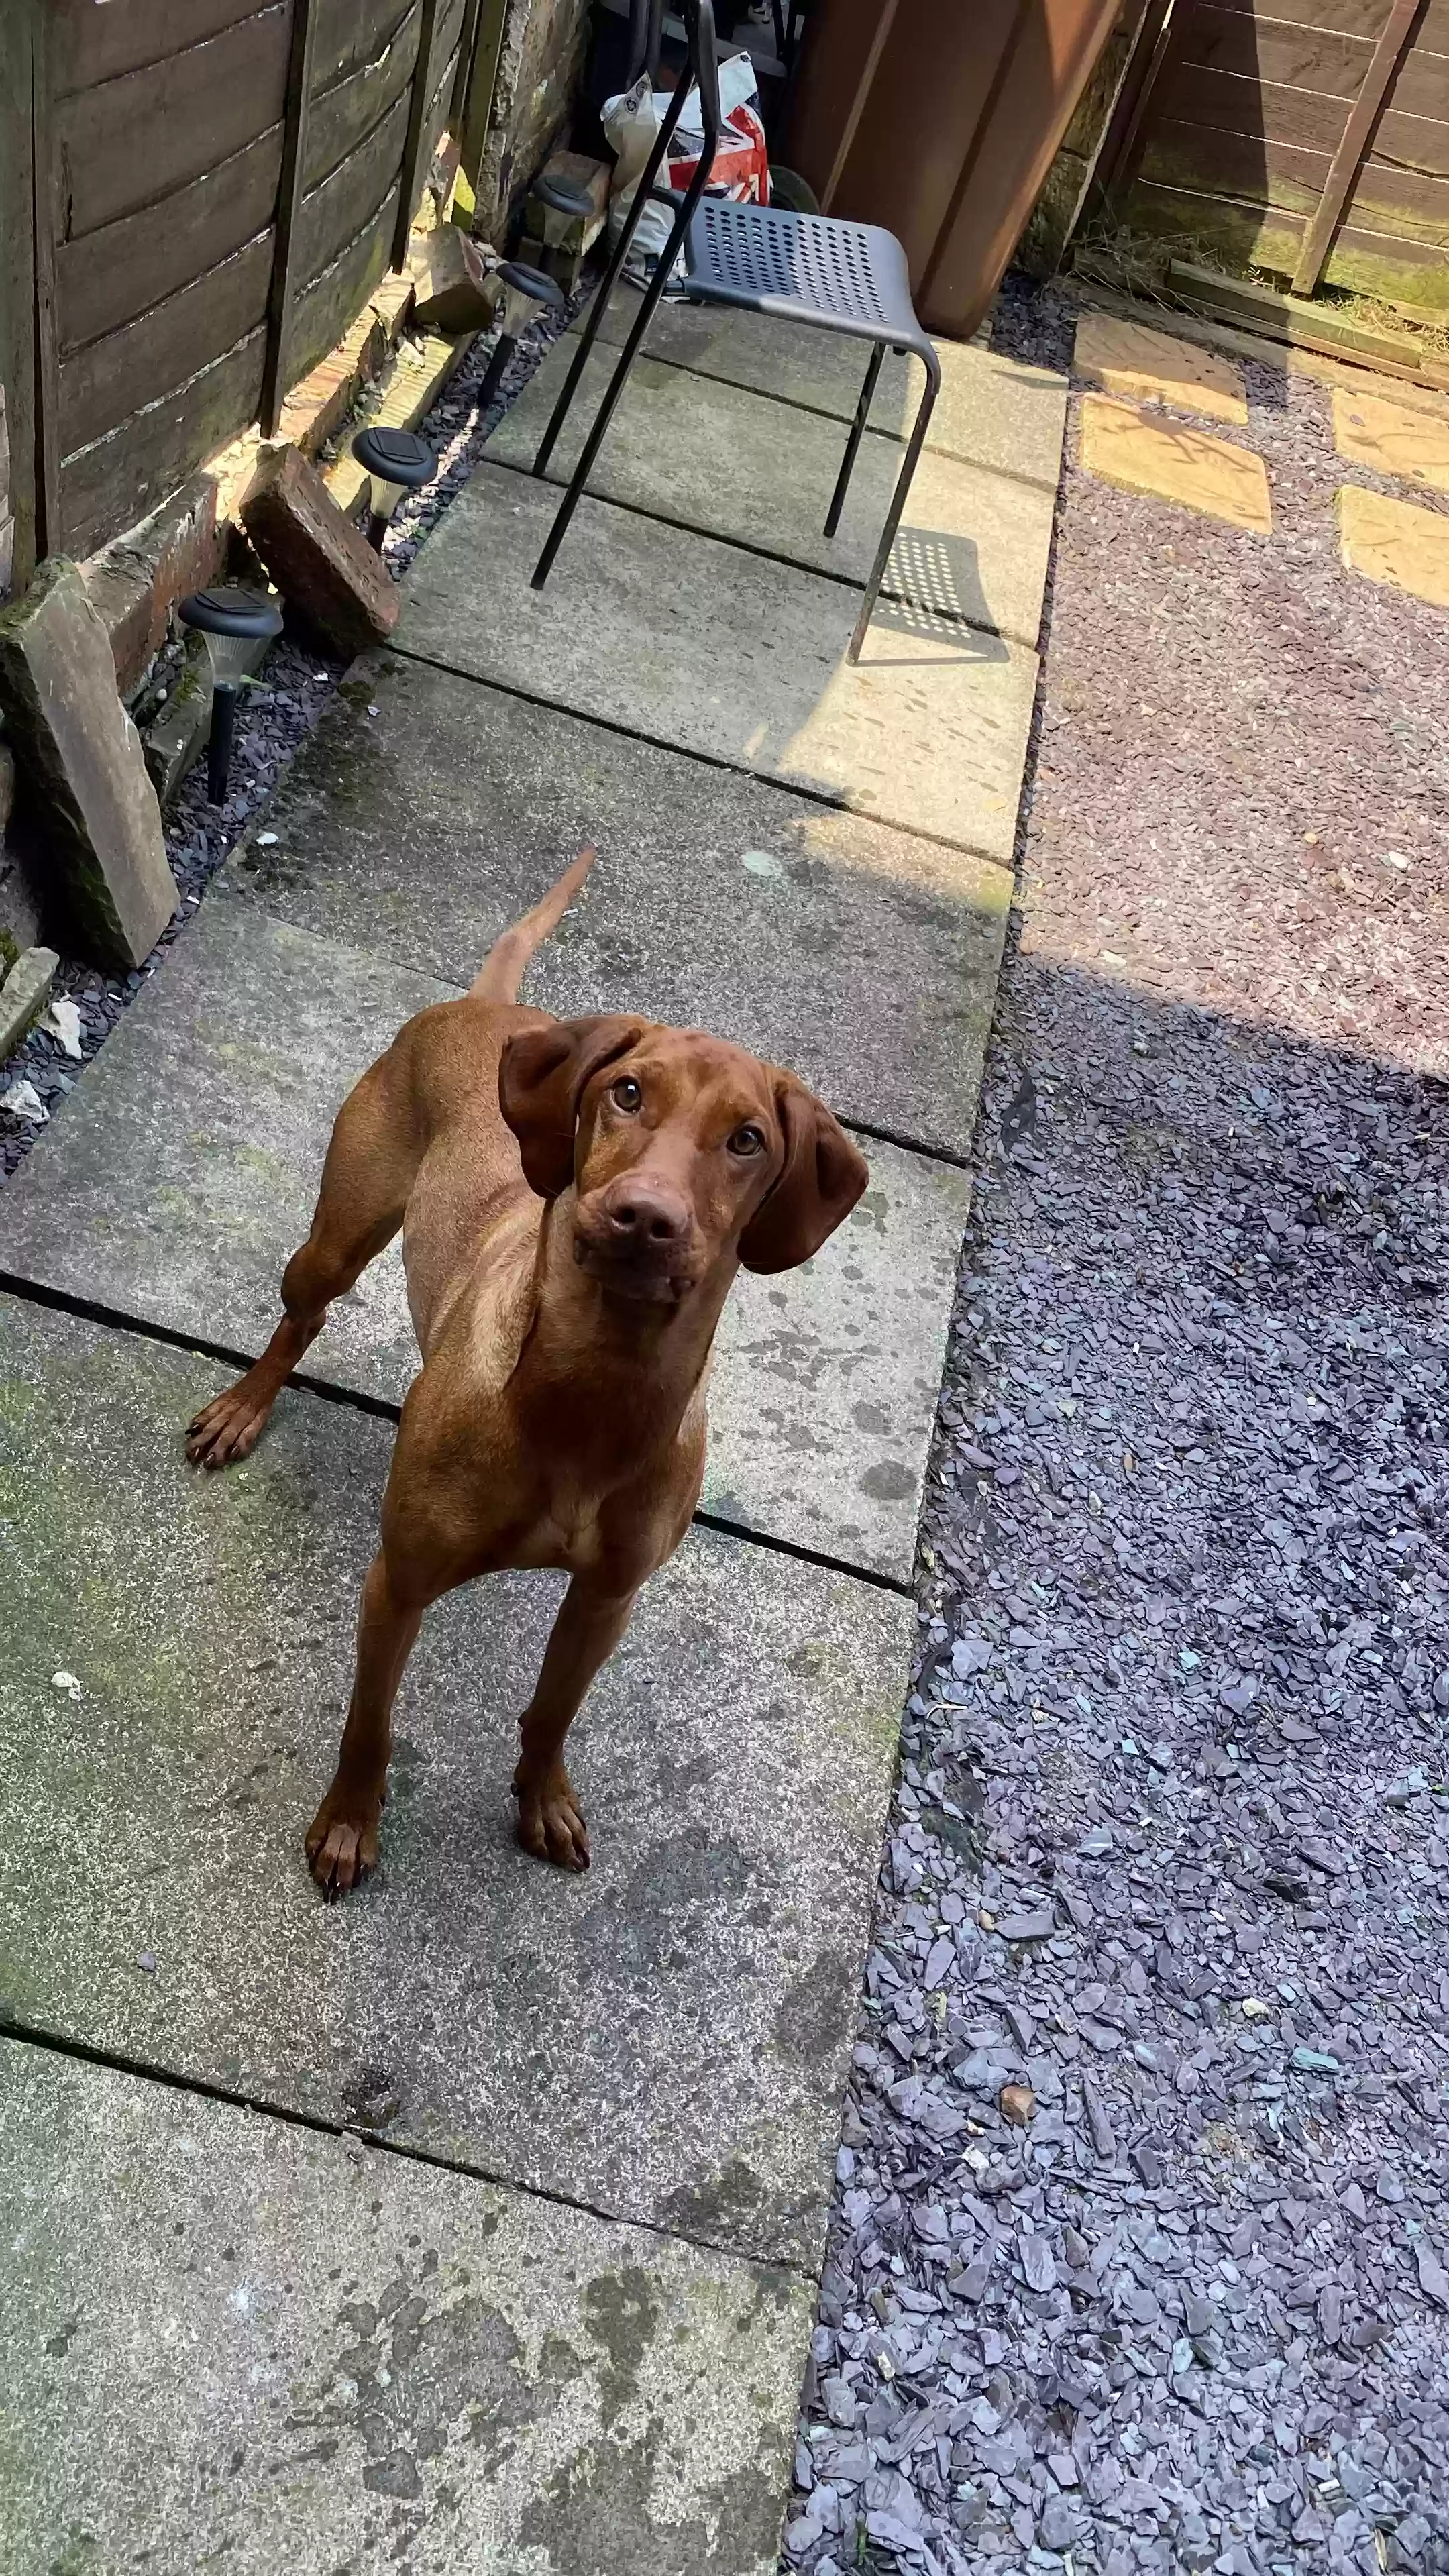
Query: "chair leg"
531 155 717 592
824 345 885 540
531 80 688 483
847 352 940 663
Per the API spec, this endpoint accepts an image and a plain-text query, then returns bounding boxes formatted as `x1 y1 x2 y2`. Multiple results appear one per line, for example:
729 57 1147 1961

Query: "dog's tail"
471 845 596 1004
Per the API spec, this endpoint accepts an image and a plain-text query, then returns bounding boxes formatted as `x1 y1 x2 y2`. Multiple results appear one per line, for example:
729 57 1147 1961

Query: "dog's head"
498 1016 867 1304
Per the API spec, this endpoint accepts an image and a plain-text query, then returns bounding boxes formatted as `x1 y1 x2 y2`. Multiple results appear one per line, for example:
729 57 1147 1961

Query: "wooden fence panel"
39 0 484 555
52 0 265 96
60 237 275 458
55 131 284 354
61 333 268 559
1193 0 1407 30
313 0 418 95
1119 0 1449 305
297 96 413 285
304 1 424 189
56 8 292 239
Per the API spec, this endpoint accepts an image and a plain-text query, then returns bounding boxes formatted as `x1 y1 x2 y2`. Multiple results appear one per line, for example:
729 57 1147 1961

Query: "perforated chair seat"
680 199 932 357
528 0 943 661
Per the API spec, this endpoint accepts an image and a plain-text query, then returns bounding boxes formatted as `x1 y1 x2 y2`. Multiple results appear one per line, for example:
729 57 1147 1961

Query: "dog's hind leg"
186 1053 422 1469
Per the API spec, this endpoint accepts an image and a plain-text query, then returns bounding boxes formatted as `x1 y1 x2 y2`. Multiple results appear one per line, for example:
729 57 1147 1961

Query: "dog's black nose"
605 1183 687 1247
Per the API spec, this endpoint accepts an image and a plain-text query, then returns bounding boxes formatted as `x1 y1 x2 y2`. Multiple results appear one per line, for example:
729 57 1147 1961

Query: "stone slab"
488 335 1055 646
1077 394 1273 535
1073 309 1248 425
394 464 1039 860
571 287 1069 486
224 651 1010 1160
1336 482 1449 608
1 2041 810 2573
0 557 178 972
0 1295 910 2267
0 944 57 1059
0 898 969 1579
1332 385 1449 494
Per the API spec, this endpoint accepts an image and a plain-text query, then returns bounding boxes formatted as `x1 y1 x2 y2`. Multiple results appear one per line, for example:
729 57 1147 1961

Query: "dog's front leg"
514 1576 639 1872
306 1548 425 1898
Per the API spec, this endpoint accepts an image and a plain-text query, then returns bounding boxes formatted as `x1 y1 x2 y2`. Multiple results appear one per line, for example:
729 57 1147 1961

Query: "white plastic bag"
602 77 675 270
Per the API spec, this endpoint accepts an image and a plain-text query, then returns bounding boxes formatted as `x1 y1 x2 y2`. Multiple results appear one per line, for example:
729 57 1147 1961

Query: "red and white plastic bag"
602 52 769 275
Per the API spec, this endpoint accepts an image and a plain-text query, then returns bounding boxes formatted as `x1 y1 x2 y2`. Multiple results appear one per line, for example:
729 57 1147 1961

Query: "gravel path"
0 294 573 1179
787 285 1449 2576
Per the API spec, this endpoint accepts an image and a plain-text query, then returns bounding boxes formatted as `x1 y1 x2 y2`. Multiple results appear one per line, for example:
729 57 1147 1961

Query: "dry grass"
1068 217 1449 365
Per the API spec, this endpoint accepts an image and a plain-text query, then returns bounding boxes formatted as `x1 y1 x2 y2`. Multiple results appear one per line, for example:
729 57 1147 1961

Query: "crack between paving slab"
844 1116 972 1173
553 331 1065 498
0 1272 916 1594
482 453 1039 651
382 642 1025 877
0 2014 819 2283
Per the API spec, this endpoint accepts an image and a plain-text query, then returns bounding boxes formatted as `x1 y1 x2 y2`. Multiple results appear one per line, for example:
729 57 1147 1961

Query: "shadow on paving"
786 936 1449 2575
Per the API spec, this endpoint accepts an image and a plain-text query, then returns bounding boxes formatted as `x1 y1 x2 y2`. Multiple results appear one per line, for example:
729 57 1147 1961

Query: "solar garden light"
476 260 568 415
350 425 438 551
533 171 596 235
176 586 284 806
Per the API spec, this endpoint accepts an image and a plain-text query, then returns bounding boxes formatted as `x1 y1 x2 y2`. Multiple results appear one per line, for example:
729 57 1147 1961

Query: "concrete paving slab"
0 901 968 1580
1336 482 1449 607
1 2040 810 2574
1078 395 1273 535
489 337 1055 647
1073 308 1248 425
1332 384 1449 494
567 287 1069 486
0 1295 910 2267
394 464 1039 859
224 651 1011 1160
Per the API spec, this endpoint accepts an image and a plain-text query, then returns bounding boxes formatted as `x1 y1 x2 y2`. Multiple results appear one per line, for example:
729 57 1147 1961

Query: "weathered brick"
80 475 222 696
409 228 499 334
240 445 400 660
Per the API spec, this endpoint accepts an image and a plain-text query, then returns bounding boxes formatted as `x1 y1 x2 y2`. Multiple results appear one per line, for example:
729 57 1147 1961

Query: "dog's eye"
728 1123 766 1158
611 1077 642 1112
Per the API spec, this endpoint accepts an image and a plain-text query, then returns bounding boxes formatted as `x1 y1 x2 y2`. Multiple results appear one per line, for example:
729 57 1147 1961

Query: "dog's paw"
513 1763 590 1872
305 1782 383 1900
186 1377 273 1470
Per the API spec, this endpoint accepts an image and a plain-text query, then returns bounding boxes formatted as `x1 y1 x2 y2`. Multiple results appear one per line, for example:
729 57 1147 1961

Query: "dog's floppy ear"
738 1075 869 1274
499 1016 646 1199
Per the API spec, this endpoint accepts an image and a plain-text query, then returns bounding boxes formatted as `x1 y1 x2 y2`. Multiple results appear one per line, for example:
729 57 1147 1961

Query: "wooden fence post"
1290 0 1426 297
29 0 61 561
451 0 488 128
393 0 444 268
0 1 38 590
260 0 319 439
457 0 512 226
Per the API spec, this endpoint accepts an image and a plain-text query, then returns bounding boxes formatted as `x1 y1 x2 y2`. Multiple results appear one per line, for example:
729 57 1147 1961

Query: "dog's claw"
514 1766 591 1871
305 1784 382 1898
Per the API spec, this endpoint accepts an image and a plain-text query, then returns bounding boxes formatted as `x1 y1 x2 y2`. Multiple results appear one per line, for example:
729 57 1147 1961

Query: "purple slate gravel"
788 280 1449 2576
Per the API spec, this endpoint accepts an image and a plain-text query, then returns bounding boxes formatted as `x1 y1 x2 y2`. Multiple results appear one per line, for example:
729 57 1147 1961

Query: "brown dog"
186 851 867 1894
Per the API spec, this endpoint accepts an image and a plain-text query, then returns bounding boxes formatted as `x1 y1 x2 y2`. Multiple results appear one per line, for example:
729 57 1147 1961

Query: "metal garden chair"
528 0 940 663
